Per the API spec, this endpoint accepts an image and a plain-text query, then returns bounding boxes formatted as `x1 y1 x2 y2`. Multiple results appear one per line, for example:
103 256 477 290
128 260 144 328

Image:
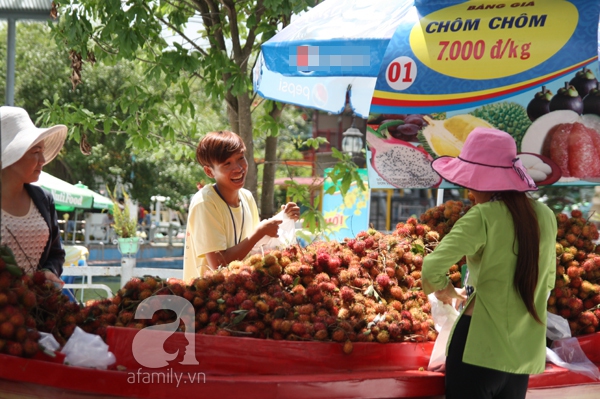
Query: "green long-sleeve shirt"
422 199 557 375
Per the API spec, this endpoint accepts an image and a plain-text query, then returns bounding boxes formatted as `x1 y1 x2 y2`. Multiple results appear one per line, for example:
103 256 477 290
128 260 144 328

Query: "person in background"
101 211 115 242
421 127 557 399
1 106 67 286
183 131 300 282
138 205 146 225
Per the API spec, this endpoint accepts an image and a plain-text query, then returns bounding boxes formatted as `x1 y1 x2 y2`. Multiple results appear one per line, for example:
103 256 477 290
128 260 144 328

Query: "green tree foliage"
0 22 220 210
46 0 316 218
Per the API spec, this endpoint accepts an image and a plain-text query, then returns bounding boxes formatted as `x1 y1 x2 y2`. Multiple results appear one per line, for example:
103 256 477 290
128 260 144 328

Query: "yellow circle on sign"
409 1 578 80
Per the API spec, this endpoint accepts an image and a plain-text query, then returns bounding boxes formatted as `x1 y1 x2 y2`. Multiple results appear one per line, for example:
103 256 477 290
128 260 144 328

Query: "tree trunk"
235 93 258 202
261 134 278 219
260 104 284 219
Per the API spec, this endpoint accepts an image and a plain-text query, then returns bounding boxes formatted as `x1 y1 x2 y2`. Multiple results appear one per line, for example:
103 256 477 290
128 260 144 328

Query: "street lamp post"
341 117 365 167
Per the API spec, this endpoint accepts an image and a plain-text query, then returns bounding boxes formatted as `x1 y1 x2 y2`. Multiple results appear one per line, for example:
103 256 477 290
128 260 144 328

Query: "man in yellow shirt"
183 131 299 282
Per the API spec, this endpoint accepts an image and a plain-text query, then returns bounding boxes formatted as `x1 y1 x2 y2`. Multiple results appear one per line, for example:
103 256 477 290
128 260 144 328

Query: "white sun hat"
1 106 67 169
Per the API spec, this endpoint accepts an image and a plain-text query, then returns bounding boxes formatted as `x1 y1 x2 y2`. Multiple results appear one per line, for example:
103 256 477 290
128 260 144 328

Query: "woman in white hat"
1 106 68 286
422 127 557 399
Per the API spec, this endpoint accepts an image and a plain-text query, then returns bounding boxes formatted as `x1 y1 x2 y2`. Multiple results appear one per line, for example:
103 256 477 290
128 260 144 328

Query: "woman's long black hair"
502 191 542 323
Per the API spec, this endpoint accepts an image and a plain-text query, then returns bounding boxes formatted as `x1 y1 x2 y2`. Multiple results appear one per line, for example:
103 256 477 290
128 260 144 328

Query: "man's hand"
282 202 300 221
257 218 282 238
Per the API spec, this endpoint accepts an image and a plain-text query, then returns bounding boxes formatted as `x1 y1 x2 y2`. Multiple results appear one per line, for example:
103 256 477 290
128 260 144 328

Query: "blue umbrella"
254 0 600 118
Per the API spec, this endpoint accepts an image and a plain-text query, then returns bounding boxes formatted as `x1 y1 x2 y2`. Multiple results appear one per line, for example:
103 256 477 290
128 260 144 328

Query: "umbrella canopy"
256 0 408 117
74 182 114 211
33 172 94 212
255 0 599 117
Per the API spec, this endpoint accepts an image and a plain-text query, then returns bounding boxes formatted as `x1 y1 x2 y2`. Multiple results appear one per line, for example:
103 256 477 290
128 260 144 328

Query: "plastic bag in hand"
252 211 296 251
60 326 116 369
546 312 571 341
427 293 459 372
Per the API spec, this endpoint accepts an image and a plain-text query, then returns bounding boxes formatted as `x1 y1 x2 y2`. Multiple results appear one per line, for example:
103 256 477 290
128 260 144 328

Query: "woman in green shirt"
422 127 557 399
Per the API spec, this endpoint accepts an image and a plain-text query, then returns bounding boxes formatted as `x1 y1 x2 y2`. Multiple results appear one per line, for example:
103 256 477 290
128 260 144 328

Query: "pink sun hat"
431 127 537 192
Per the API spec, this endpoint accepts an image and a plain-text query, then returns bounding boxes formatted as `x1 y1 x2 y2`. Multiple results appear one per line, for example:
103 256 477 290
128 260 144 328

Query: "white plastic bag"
427 293 459 372
546 337 600 380
60 326 116 369
253 210 296 251
38 331 61 352
546 312 571 341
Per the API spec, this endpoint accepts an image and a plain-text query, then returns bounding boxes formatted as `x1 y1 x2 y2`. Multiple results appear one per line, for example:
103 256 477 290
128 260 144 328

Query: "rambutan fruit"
0 321 15 340
394 265 407 280
21 338 39 358
425 231 440 242
314 272 330 284
375 273 391 289
291 322 306 336
311 329 327 341
374 303 386 315
567 266 582 279
267 264 283 278
340 286 355 303
342 339 353 354
421 301 432 314
331 328 346 342
279 256 292 268
568 297 584 315
570 277 583 288
19 290 36 310
5 341 23 357
353 240 366 255
291 293 305 306
561 252 574 263
327 257 342 275
262 254 277 267
449 272 462 284
410 270 422 280
319 282 336 293
578 311 598 327
581 280 600 295
316 251 330 268
299 264 313 277
278 274 292 287
349 303 365 317
401 251 414 266
337 307 350 320
376 330 390 343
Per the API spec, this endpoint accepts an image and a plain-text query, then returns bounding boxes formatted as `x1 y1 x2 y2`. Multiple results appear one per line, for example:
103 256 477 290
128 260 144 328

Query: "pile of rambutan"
419 199 472 239
79 220 453 345
6 201 600 360
548 209 600 336
0 247 41 358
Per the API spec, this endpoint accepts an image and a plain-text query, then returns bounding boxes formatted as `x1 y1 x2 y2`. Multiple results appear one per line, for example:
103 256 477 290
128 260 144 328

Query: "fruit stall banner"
255 0 600 189
322 168 370 241
366 0 600 189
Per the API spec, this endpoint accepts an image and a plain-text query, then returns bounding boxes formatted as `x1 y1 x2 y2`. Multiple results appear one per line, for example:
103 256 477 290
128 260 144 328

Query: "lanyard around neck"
213 184 244 245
